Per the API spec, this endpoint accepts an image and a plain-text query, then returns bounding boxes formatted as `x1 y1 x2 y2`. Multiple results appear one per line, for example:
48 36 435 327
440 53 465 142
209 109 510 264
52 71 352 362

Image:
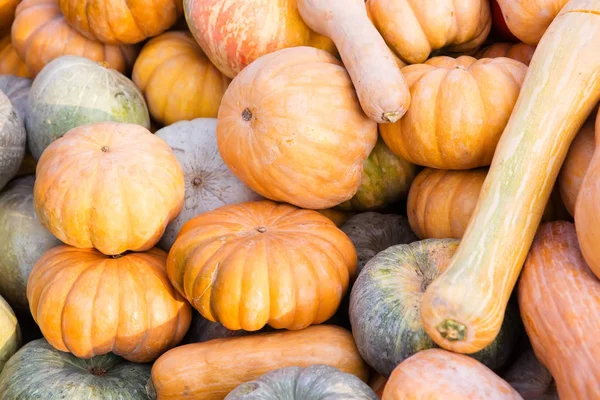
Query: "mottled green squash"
0 295 20 373
0 339 151 399
349 239 521 377
0 176 62 314
338 137 416 211
25 55 150 160
225 365 378 400
0 90 25 191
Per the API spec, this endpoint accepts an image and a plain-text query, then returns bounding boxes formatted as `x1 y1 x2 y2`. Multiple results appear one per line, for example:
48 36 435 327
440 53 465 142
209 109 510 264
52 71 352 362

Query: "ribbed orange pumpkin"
11 0 137 76
0 0 18 34
476 42 536 66
495 0 568 45
59 0 182 44
0 35 29 77
166 200 358 332
33 122 185 256
27 245 192 363
132 31 230 126
380 56 527 169
217 46 377 209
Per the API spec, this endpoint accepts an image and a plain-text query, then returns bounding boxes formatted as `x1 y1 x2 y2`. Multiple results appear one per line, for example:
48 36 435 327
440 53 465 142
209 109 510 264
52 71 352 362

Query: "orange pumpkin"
380 56 527 169
59 0 182 45
0 35 29 77
166 200 357 332
27 245 192 363
366 0 492 64
11 0 137 76
476 42 536 66
183 0 336 79
495 0 568 45
519 222 600 399
382 349 522 399
132 31 230 126
558 114 595 216
34 122 185 256
0 0 18 35
216 46 377 209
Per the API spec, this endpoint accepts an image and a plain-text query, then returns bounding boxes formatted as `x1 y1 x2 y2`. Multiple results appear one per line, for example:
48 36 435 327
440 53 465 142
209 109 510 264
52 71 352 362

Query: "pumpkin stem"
436 319 467 341
242 108 253 121
101 146 110 152
256 227 267 233
88 366 106 376
109 251 131 259
382 111 401 123
192 177 203 186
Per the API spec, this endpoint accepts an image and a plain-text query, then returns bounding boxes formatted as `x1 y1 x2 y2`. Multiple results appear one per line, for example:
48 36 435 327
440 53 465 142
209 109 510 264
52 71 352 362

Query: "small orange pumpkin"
380 56 527 169
166 200 358 332
0 35 29 77
34 122 184 256
476 42 536 66
132 31 230 126
27 245 192 363
11 0 137 76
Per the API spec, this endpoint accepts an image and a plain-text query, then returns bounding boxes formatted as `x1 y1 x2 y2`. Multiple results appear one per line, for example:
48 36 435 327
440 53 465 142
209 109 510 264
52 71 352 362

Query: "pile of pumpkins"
0 0 598 398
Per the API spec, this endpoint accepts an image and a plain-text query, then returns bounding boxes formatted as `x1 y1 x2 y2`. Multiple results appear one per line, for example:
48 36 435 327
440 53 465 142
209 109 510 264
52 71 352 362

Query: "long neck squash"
421 0 600 354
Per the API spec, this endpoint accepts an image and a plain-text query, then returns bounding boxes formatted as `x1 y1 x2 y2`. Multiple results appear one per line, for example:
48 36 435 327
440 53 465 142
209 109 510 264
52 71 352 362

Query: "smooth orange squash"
495 0 568 45
519 222 600 399
421 0 600 354
367 0 492 64
297 0 410 123
183 0 336 79
0 35 29 77
149 325 369 400
382 349 522 399
166 200 357 332
380 56 527 169
559 113 595 216
132 31 230 126
476 42 536 66
11 0 137 76
216 46 377 210
27 245 192 363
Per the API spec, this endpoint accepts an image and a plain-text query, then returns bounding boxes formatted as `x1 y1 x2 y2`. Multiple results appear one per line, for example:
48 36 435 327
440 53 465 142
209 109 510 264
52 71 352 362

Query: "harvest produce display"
1 0 600 399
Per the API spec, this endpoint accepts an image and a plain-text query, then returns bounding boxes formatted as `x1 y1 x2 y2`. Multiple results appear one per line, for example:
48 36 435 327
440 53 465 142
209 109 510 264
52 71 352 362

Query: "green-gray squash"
25 55 150 160
0 175 62 314
155 118 262 251
0 339 152 399
349 239 521 378
0 75 31 121
0 90 25 191
0 295 20 373
225 365 378 400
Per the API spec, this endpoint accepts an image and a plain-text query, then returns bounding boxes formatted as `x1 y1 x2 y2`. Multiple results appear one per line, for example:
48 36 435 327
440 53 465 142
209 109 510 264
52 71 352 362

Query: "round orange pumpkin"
366 0 492 64
380 56 527 169
59 0 182 45
0 35 29 77
184 0 336 78
27 245 192 363
476 42 536 66
132 31 230 126
11 0 137 76
217 46 377 210
166 200 358 332
33 122 185 256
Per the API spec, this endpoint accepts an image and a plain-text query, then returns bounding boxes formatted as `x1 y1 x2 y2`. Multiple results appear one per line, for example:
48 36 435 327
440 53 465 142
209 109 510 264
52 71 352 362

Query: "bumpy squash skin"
0 295 20 373
420 1 600 354
0 36 29 77
0 176 62 314
149 325 369 400
519 222 600 399
350 239 520 377
0 90 25 191
26 56 150 160
0 339 151 399
503 350 558 400
559 115 595 216
476 42 536 66
225 365 378 400
382 349 523 400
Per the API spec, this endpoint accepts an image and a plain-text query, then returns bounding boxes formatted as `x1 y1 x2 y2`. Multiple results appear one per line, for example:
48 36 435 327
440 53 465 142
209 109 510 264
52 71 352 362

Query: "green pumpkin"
0 75 31 121
25 55 150 160
0 295 20 373
0 91 25 191
337 137 416 211
349 239 521 377
225 365 378 400
0 339 151 399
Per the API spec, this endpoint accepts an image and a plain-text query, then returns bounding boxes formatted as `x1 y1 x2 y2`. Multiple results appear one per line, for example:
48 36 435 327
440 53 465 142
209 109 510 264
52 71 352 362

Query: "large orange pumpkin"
33 122 185 256
216 46 377 210
476 42 536 66
0 35 29 77
59 0 182 44
166 200 358 332
11 0 137 76
183 0 336 78
132 31 230 126
27 245 192 363
380 56 527 169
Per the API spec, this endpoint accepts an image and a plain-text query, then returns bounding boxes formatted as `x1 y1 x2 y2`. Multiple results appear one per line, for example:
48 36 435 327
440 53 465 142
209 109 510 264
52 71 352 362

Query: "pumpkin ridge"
20 13 63 61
